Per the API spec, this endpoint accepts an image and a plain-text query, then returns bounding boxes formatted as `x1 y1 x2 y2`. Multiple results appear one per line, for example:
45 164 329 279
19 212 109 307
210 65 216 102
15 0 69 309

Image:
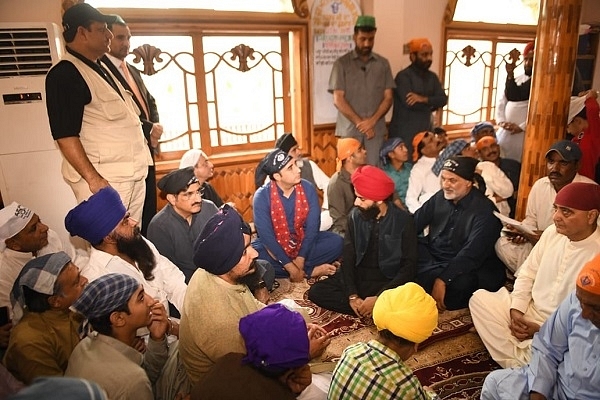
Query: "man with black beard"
64 186 187 335
308 165 417 317
329 16 395 166
179 205 331 385
389 38 448 157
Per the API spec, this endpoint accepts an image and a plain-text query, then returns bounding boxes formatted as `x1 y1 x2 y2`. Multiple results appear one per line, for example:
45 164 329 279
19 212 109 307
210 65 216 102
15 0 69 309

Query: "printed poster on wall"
311 0 361 125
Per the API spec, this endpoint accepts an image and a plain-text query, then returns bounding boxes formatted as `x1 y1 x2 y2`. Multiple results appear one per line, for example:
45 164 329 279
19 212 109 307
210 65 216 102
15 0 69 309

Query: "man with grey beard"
414 156 505 311
64 186 187 334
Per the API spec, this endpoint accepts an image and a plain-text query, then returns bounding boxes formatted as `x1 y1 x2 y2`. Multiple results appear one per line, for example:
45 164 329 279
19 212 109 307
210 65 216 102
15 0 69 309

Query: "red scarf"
270 181 309 259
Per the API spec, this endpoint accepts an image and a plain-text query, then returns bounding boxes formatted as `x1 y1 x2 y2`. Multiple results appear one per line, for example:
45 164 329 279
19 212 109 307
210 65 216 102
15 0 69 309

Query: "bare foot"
311 263 337 278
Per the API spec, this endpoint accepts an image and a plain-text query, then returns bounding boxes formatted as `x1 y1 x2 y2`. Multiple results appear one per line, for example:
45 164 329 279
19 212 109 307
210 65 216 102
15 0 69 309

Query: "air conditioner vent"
0 27 53 77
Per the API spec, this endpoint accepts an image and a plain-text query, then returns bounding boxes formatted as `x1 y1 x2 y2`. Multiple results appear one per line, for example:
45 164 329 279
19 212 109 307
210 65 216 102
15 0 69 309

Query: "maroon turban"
554 182 600 211
523 41 535 56
351 165 395 201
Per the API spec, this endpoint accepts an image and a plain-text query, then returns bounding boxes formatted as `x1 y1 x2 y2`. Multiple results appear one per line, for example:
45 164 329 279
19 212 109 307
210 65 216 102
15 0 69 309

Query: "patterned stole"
269 181 309 259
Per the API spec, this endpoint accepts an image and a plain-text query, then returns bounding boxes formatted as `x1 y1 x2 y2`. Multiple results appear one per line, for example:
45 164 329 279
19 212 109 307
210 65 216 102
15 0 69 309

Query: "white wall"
0 0 62 24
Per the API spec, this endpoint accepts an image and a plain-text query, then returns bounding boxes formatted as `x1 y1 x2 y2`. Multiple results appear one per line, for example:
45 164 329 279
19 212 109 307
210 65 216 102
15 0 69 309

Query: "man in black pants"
308 165 417 318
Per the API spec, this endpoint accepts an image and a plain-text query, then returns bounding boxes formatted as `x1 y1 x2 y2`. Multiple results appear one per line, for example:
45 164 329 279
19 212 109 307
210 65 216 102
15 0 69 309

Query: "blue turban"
470 122 495 139
71 273 139 320
432 139 469 176
11 251 72 323
193 204 247 275
240 303 309 374
64 187 126 245
379 137 404 166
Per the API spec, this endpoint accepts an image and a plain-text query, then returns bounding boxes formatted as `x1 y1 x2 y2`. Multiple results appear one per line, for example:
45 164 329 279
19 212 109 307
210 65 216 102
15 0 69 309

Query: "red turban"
554 182 600 211
523 41 535 56
351 165 395 201
577 254 600 296
408 38 432 53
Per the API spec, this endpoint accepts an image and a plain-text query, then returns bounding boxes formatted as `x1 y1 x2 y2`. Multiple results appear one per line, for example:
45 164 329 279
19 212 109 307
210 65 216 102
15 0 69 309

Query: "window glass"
453 0 539 25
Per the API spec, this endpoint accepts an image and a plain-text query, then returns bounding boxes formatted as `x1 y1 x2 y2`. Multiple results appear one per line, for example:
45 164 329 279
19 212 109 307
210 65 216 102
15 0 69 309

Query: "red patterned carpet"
270 278 500 400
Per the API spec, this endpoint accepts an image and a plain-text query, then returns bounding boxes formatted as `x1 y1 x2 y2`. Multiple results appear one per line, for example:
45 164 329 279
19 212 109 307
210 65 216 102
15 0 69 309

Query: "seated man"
255 133 333 231
179 205 331 385
4 252 87 384
147 167 274 301
568 89 599 182
252 149 343 281
495 140 594 272
380 137 412 210
308 165 417 317
328 138 366 235
476 136 521 218
191 303 313 400
470 182 600 368
328 283 439 399
147 167 219 283
481 255 600 400
179 148 225 207
405 131 443 213
0 202 86 312
470 121 496 143
66 273 171 400
65 187 187 325
415 156 505 311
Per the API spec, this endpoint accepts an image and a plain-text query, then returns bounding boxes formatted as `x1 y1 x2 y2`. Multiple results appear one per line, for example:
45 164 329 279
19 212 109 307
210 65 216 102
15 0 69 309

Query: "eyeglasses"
179 188 202 200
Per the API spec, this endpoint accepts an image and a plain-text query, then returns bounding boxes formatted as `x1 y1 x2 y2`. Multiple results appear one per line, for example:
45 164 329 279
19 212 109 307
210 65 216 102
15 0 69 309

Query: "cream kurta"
471 224 600 368
179 269 264 385
495 174 596 272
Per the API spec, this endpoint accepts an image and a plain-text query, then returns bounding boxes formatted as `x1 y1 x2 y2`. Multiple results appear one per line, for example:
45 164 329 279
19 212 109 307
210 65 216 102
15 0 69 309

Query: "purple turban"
240 303 309 374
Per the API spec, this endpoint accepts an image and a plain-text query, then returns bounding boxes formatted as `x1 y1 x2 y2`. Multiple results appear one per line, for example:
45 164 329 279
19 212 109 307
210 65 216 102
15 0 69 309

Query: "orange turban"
412 131 428 162
336 138 361 161
577 254 600 296
408 38 432 53
476 136 497 151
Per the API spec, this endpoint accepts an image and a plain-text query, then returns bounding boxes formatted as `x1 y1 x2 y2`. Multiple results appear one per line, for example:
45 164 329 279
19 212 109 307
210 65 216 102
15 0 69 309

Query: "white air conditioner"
0 22 79 245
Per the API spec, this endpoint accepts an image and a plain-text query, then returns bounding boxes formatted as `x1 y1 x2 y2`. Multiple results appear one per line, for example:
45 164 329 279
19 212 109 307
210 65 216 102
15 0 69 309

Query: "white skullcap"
0 202 33 251
179 149 207 169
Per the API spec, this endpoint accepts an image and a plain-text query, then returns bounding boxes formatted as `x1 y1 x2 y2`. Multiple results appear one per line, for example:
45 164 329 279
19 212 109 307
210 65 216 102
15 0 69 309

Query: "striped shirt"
328 340 436 400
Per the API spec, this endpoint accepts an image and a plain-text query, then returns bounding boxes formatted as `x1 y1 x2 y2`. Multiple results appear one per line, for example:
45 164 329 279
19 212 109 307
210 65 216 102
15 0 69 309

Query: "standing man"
495 42 534 162
102 15 163 235
45 3 153 223
328 16 394 166
389 38 447 157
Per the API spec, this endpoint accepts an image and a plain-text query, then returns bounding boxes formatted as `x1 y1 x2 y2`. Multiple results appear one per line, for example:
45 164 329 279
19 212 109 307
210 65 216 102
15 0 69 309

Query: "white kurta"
405 156 440 214
82 237 186 314
0 229 88 315
471 224 600 368
495 174 596 272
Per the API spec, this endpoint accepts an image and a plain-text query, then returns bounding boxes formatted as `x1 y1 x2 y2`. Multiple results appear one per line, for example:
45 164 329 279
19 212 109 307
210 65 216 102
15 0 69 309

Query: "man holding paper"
495 140 595 272
470 181 600 368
